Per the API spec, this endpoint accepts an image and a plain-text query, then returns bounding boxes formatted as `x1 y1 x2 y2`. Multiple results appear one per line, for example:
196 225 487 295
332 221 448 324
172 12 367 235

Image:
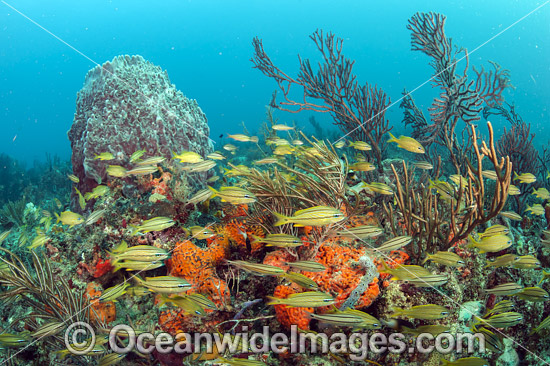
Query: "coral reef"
67 55 213 197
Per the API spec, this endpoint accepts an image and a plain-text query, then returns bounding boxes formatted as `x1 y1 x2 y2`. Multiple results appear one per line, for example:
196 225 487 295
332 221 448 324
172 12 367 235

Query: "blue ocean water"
0 0 548 164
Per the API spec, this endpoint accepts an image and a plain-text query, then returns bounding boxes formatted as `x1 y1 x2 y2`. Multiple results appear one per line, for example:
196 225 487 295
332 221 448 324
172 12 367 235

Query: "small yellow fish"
484 299 515 317
375 235 413 252
158 294 205 316
513 171 536 184
403 274 448 287
485 282 523 296
412 161 433 170
55 211 84 227
106 165 127 178
109 242 171 263
251 233 303 248
481 170 498 180
362 182 394 195
207 152 226 160
187 188 214 205
532 187 550 200
422 251 464 267
208 186 256 204
478 224 509 238
130 217 175 235
84 185 110 200
336 225 384 239
172 151 203 163
283 272 318 290
31 321 65 339
227 134 258 143
228 260 285 276
67 174 79 183
187 226 216 240
100 282 130 302
273 206 345 227
135 156 165 166
85 209 106 226
467 234 512 253
508 185 521 195
387 133 425 153
334 140 346 149
0 333 29 347
94 152 114 161
526 203 545 216
129 149 146 163
307 311 364 327
512 255 541 269
181 160 217 173
485 254 519 268
449 174 468 188
75 187 86 210
28 234 49 250
124 165 159 176
284 261 326 273
186 293 217 310
273 145 295 156
531 314 550 334
349 161 376 172
112 260 164 272
272 124 294 131
266 291 335 308
401 324 450 336
379 261 431 281
390 304 450 320
254 157 279 165
292 139 303 146
223 143 237 152
135 275 191 294
499 210 522 221
473 312 523 328
0 229 11 244
348 141 372 151
514 286 549 302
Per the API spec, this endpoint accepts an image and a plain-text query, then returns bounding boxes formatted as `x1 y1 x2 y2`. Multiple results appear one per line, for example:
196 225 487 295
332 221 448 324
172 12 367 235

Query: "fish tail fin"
440 360 451 366
387 132 397 143
250 136 259 143
182 227 190 237
129 225 140 236
55 213 60 224
250 234 263 243
112 262 122 272
348 141 354 147
513 171 519 180
273 212 289 227
133 274 144 286
207 186 218 198
379 260 391 273
467 235 477 248
421 255 430 265
266 296 282 306
389 307 403 318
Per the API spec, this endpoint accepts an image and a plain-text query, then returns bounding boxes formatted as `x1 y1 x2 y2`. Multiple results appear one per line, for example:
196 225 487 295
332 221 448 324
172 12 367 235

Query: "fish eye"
457 260 465 264
244 194 250 198
333 214 340 218
195 310 201 315
441 311 449 315
178 284 187 287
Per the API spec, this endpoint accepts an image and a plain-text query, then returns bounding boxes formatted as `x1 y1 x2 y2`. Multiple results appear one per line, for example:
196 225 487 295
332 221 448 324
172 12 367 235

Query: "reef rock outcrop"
68 55 212 195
